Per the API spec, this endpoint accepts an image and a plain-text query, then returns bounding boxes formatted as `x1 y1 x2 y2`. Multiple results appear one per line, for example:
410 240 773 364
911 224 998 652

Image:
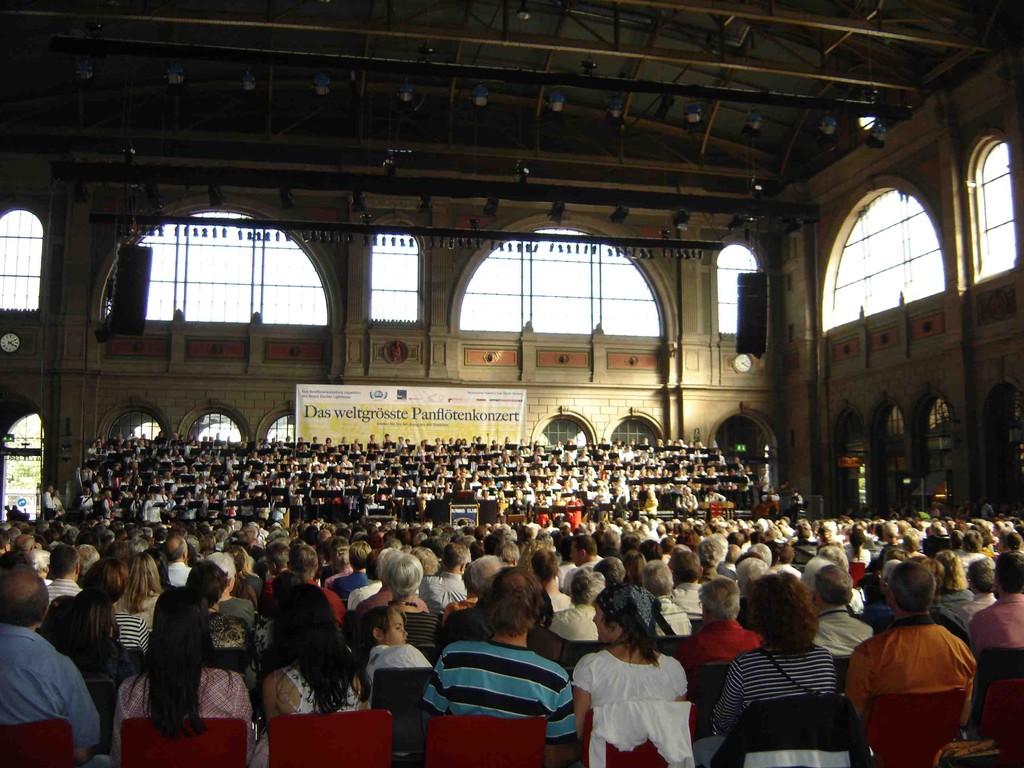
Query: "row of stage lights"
113 224 705 260
74 55 880 145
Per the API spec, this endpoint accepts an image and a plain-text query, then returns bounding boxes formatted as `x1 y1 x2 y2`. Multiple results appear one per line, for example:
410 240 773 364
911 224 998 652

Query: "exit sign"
735 443 747 453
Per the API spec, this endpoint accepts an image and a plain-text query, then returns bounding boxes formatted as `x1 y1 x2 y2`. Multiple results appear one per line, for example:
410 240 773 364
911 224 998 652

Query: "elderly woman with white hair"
642 560 692 636
550 568 606 641
386 552 440 647
25 548 50 584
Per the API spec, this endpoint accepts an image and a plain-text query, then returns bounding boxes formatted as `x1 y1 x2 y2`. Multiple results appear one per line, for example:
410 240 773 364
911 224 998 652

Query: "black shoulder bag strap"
758 648 827 697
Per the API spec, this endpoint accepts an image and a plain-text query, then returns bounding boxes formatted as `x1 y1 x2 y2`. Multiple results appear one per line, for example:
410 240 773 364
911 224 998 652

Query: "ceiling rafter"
603 0 987 50
9 8 921 91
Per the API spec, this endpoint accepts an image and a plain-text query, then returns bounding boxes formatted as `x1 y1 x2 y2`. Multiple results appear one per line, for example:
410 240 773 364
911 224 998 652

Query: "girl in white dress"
572 582 693 768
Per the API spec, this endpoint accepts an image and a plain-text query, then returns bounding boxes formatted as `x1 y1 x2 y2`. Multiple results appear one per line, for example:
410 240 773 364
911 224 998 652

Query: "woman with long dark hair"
55 588 135 687
109 587 253 768
251 583 364 768
572 581 689 768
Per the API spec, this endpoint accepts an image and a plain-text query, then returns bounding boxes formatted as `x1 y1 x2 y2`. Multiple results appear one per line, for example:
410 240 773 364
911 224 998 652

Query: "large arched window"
716 244 758 335
371 234 419 322
539 418 589 447
611 418 657 446
0 209 43 311
140 212 328 324
108 410 162 440
976 141 1016 279
827 190 944 330
460 229 659 336
187 412 242 443
266 415 295 443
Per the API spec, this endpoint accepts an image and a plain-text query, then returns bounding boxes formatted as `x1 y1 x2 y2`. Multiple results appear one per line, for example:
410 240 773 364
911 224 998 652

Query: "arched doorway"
835 411 867 516
916 398 954 509
2 413 43 521
714 414 775 489
871 404 907 514
983 384 1024 505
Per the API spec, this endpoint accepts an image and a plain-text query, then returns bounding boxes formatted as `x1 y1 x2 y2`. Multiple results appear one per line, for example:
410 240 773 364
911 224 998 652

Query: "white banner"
294 385 527 444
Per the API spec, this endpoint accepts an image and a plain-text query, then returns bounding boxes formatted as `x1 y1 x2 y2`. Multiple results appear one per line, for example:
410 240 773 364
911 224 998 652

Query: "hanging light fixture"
397 82 414 103
548 91 565 113
241 69 256 91
312 72 331 96
742 110 763 138
166 63 185 86
684 102 703 127
607 96 624 119
867 121 888 149
472 84 489 108
76 59 94 82
673 210 691 232
548 201 565 223
516 1 531 21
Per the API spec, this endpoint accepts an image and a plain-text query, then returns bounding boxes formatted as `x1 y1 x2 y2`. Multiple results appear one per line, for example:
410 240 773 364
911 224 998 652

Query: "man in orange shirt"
846 560 975 725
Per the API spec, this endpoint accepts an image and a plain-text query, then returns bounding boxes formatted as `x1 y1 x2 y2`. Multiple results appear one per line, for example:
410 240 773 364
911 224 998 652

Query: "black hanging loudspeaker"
98 244 152 341
736 272 767 358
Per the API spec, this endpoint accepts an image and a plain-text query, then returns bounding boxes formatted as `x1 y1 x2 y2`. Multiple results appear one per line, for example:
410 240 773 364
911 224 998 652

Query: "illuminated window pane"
717 244 758 335
371 234 419 322
461 230 658 336
978 142 1017 278
827 191 944 330
109 411 162 440
540 418 588 447
0 209 43 310
266 415 294 443
187 412 242 443
137 213 327 325
611 419 656 445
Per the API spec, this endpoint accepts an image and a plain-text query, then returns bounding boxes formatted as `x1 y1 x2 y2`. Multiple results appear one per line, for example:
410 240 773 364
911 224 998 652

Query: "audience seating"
0 719 73 768
692 662 730 740
528 625 565 663
833 655 851 694
413 644 439 665
120 717 249 768
369 667 433 763
970 648 1024 727
655 634 687 657
559 639 608 670
978 679 1024 766
849 561 866 585
210 647 248 675
713 694 871 768
865 689 966 768
269 710 392 768
581 708 672 768
82 673 116 755
424 715 546 768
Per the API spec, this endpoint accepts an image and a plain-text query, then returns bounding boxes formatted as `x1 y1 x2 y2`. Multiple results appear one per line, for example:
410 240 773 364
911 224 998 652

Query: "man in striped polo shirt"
421 568 579 767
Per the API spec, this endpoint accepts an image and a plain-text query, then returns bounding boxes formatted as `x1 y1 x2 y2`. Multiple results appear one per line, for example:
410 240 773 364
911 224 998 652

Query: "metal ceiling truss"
50 36 915 120
53 161 821 221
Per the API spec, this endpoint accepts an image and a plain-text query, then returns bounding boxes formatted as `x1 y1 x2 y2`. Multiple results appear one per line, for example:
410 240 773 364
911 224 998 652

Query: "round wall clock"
0 333 20 353
732 353 753 373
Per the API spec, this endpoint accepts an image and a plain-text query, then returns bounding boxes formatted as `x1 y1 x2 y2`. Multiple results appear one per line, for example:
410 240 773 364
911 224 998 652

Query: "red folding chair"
979 679 1024 766
0 719 73 768
866 689 966 768
269 710 392 768
120 717 248 768
582 707 692 768
849 561 866 585
425 715 546 768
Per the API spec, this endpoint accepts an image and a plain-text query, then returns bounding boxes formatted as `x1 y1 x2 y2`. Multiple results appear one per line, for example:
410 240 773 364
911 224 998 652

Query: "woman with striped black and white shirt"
694 572 837 767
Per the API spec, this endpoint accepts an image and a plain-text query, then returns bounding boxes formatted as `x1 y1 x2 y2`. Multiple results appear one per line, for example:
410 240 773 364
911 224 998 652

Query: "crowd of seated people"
66 433 772 526
1 466 1023 767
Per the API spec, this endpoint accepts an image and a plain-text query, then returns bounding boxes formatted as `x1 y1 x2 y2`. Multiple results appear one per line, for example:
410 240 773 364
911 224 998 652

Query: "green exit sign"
735 443 747 453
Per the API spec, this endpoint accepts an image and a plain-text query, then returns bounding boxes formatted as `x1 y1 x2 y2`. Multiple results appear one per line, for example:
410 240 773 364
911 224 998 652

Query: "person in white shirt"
532 548 571 613
165 535 191 587
419 543 469 614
